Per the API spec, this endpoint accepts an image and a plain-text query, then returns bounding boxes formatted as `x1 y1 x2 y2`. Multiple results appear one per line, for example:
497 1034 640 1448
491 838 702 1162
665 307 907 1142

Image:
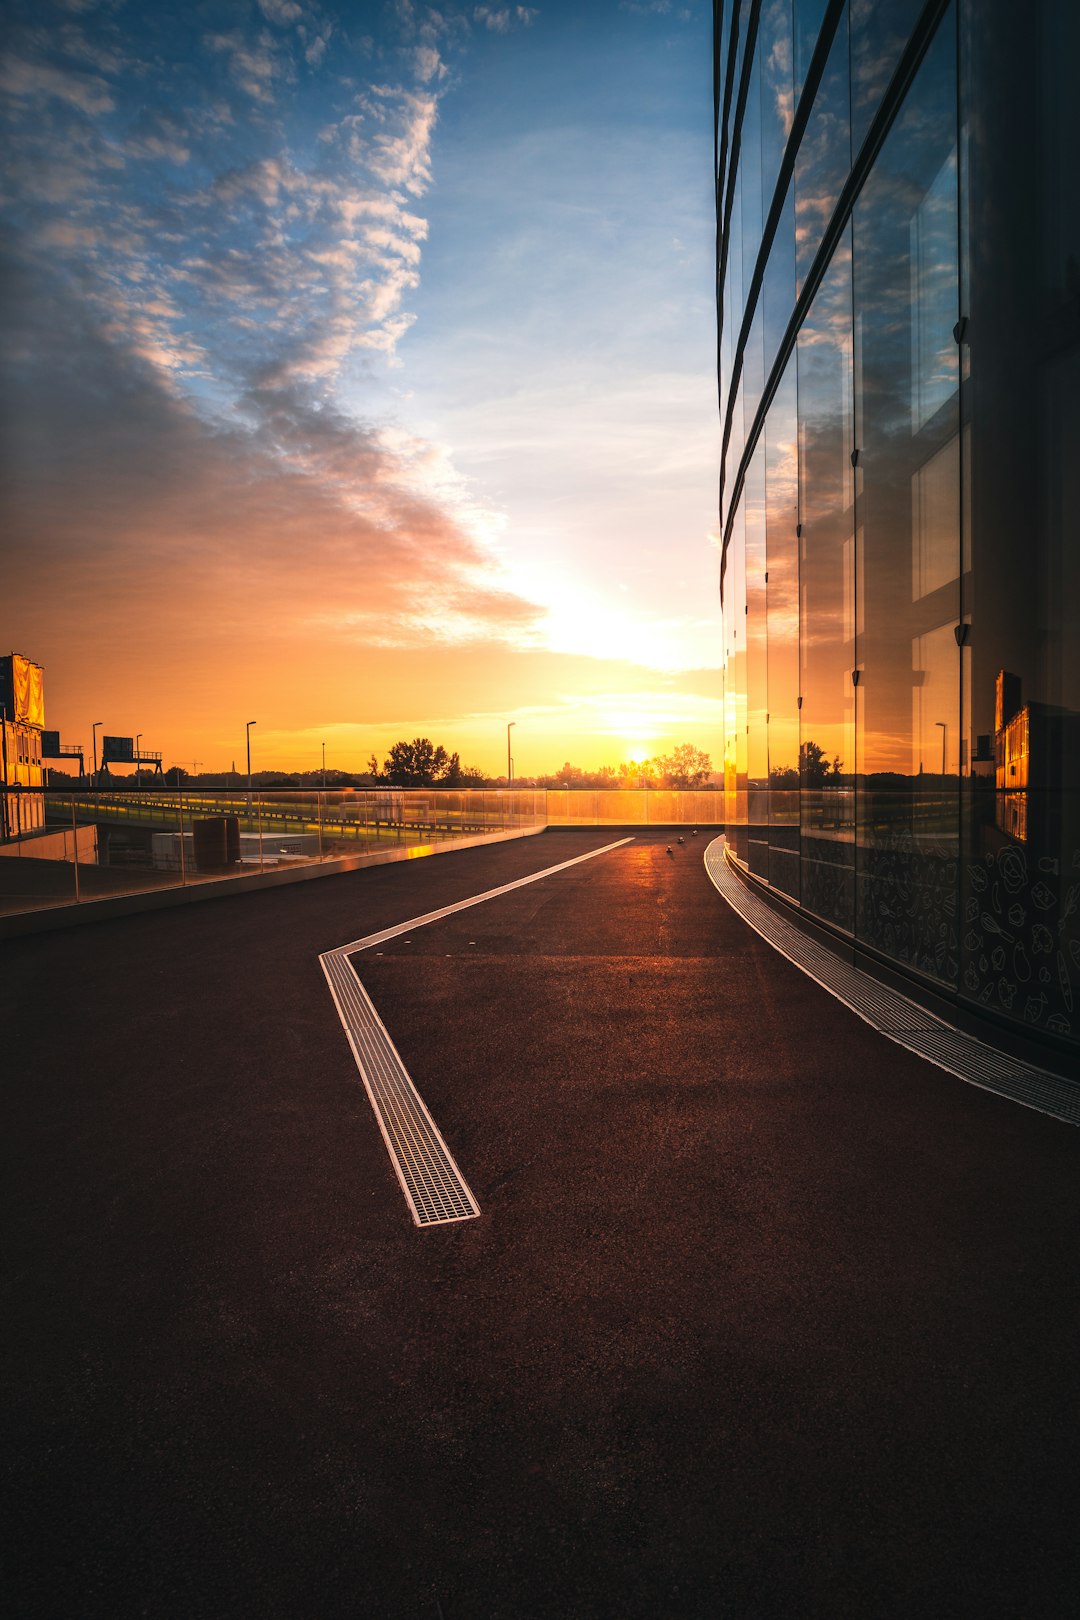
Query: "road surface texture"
4 830 1078 1619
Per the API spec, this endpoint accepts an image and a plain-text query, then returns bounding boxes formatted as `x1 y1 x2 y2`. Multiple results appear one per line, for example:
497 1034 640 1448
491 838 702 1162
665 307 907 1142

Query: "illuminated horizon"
2 2 721 776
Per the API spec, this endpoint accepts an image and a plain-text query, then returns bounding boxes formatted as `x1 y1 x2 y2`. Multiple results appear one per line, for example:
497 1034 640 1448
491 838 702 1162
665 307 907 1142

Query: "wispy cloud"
473 6 539 32
0 52 115 114
2 8 448 397
1 251 542 656
204 29 287 104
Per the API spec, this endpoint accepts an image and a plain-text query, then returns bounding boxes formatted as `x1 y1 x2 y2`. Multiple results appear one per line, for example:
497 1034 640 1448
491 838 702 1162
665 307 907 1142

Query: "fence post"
178 785 187 885
70 796 80 903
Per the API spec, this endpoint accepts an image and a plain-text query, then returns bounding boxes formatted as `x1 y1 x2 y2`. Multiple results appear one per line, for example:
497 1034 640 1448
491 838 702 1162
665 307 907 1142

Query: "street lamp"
507 721 515 787
92 721 103 784
135 732 142 792
322 740 326 791
935 720 947 779
246 720 257 807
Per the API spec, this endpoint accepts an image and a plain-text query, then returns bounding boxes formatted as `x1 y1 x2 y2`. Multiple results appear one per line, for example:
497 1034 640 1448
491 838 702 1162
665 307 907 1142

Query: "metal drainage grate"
321 947 480 1225
704 837 1080 1127
321 835 636 1226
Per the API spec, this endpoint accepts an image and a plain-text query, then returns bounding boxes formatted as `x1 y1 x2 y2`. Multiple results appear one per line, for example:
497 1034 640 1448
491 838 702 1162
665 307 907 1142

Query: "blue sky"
2 0 719 774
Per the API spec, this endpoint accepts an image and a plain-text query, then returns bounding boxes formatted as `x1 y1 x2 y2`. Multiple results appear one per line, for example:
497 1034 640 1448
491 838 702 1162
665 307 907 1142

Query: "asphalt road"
4 830 1078 1619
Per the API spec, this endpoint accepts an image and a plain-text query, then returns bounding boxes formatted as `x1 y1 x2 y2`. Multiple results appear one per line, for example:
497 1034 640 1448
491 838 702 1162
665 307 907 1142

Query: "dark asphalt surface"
4 829 1079 1619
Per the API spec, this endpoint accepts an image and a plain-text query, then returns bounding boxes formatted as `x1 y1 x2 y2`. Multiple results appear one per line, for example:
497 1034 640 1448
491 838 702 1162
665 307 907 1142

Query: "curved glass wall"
715 0 1080 1070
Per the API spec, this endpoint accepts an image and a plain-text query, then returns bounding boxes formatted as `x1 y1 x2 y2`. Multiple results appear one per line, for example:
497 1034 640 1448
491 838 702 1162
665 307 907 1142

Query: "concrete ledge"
0 823 546 939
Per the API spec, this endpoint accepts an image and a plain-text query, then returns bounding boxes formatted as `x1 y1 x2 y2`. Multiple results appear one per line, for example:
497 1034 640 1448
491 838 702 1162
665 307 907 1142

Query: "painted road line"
321 836 635 1226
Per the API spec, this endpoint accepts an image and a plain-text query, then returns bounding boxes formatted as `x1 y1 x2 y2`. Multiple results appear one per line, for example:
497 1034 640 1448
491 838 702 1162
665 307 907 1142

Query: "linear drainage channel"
320 837 634 1226
704 837 1080 1127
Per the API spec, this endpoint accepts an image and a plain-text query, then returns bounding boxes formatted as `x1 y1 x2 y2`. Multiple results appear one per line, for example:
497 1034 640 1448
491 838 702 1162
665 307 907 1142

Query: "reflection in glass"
743 302 766 439
794 3 850 296
741 46 764 296
726 500 748 865
745 445 769 877
911 435 959 601
759 0 794 208
766 356 800 899
852 7 959 983
797 231 855 931
849 0 923 155
718 0 1079 1067
794 0 830 104
763 180 796 379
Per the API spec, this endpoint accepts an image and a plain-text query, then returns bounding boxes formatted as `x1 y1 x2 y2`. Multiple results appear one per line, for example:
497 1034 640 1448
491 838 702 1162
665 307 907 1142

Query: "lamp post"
507 721 515 787
246 719 257 809
92 721 102 786
135 732 142 792
935 720 947 779
322 740 326 791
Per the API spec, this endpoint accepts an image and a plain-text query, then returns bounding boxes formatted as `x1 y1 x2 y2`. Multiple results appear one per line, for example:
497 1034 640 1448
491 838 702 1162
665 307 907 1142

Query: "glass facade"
716 0 1080 1070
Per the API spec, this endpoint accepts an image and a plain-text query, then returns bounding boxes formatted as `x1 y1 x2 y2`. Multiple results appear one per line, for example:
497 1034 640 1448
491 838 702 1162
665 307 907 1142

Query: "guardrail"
0 786 725 919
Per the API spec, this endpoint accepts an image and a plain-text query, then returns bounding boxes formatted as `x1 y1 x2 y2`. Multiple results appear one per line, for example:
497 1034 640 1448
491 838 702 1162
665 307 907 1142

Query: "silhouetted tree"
382 738 447 786
652 743 712 789
799 741 843 787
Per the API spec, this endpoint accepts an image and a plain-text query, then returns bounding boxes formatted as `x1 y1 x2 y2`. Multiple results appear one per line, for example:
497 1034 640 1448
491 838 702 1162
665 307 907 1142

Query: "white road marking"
320 836 635 1225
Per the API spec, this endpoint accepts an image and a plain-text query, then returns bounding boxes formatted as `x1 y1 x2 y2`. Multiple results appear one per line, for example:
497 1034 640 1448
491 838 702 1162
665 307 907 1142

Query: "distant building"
0 653 45 839
715 0 1079 1066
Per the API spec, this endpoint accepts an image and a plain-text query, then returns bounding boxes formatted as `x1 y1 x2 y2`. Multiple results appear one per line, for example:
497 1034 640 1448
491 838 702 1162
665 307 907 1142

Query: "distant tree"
437 752 486 788
768 763 800 789
799 740 843 787
652 743 712 789
382 738 466 787
535 761 620 789
165 765 190 787
367 753 382 782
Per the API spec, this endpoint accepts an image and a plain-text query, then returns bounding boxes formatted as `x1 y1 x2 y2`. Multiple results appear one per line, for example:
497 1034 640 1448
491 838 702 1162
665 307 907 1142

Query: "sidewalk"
4 829 1078 1618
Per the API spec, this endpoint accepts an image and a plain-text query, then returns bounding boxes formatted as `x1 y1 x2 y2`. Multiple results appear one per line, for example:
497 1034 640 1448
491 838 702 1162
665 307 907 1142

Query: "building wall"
1 719 45 839
715 0 1080 1062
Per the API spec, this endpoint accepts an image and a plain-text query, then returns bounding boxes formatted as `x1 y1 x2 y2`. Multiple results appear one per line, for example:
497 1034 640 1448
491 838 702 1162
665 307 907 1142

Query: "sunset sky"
2 0 719 777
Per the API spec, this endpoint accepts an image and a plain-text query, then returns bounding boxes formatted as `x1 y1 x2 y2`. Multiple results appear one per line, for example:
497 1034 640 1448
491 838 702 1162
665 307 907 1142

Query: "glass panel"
725 500 749 865
763 179 797 378
959 0 1080 1056
741 42 764 294
745 445 769 877
743 301 765 440
849 0 923 155
723 165 745 504
852 7 959 984
759 0 795 207
794 0 830 104
725 373 745 528
1039 1 1080 328
766 355 801 899
794 3 850 295
717 0 737 168
797 229 855 931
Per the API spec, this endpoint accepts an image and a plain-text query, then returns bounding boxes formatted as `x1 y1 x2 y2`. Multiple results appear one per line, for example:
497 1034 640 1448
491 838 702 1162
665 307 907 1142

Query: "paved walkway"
4 830 1078 1618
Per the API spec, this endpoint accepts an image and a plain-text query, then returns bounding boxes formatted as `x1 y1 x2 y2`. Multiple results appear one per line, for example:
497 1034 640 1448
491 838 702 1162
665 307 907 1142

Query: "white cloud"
204 30 284 104
473 6 539 32
356 84 439 196
0 53 114 114
257 0 305 24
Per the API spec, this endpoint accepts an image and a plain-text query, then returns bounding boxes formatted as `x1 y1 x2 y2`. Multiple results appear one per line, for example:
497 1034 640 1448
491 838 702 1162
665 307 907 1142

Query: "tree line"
44 738 716 791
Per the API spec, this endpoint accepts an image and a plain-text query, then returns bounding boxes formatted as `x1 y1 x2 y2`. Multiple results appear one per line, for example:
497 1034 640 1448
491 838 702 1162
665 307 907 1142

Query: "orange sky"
2 1 721 779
